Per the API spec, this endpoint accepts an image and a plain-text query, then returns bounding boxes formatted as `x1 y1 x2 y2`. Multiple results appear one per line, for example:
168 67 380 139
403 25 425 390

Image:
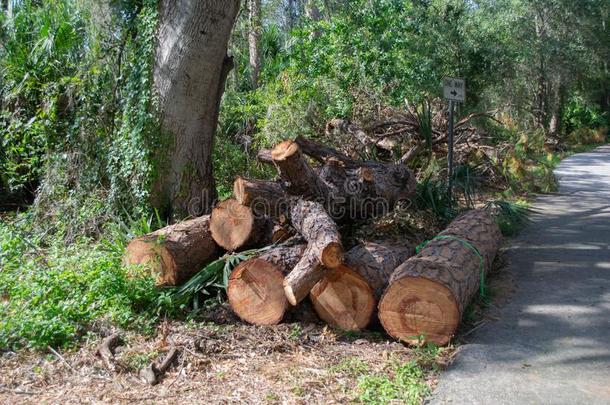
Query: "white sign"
443 77 465 102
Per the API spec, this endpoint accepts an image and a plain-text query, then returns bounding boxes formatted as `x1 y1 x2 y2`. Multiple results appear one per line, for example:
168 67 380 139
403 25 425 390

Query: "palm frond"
169 245 276 308
485 199 534 236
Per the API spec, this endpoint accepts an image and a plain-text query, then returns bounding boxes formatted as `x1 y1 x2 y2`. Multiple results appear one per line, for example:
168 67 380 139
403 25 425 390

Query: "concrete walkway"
430 145 610 404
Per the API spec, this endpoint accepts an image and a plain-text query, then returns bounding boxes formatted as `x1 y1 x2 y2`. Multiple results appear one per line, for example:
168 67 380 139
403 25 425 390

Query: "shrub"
563 95 609 133
0 215 168 349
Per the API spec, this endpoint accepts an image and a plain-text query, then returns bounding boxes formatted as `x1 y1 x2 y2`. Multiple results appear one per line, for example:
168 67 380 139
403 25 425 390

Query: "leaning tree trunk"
153 0 241 218
378 209 501 346
310 240 414 331
124 215 220 286
227 238 306 325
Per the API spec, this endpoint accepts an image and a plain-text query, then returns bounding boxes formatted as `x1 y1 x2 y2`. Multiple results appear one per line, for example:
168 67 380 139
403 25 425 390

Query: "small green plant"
122 350 159 371
412 342 442 370
357 360 430 405
265 391 279 402
288 324 302 339
330 357 370 378
415 176 455 220
167 246 272 310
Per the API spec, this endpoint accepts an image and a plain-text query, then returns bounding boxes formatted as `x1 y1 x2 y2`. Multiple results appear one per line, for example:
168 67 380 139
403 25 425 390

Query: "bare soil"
0 316 448 404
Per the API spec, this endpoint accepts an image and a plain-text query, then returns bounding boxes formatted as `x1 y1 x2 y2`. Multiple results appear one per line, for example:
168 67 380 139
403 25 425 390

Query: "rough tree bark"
378 209 501 346
283 199 344 305
124 215 220 286
248 0 262 88
310 239 414 331
265 138 416 220
153 0 241 218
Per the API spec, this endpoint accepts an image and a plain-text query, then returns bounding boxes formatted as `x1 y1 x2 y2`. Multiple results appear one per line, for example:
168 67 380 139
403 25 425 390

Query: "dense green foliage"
0 0 608 350
0 214 170 349
1 0 161 231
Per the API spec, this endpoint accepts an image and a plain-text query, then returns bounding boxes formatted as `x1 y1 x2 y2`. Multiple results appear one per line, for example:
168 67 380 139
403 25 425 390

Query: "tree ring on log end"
124 238 176 285
378 277 459 346
321 242 344 269
210 199 256 251
310 265 375 331
228 258 288 325
271 140 299 160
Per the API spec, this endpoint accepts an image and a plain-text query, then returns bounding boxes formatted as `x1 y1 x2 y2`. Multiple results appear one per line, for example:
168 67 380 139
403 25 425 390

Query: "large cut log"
310 240 414 331
227 239 306 325
283 199 344 305
210 199 271 251
378 209 501 345
295 136 417 209
124 215 219 286
309 265 374 331
233 176 286 217
271 140 331 199
255 138 416 220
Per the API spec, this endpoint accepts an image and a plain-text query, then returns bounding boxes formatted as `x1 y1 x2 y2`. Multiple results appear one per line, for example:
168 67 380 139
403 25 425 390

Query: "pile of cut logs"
124 137 501 345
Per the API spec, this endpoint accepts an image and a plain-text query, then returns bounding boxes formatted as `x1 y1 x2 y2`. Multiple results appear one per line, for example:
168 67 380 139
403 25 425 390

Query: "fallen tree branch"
139 346 179 385
257 148 273 164
97 332 121 371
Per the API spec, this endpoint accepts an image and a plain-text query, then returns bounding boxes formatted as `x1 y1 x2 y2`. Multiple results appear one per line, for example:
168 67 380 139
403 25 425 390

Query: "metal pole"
447 100 454 202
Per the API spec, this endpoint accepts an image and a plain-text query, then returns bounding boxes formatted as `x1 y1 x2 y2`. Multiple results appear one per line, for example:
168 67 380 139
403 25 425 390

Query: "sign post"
443 77 465 202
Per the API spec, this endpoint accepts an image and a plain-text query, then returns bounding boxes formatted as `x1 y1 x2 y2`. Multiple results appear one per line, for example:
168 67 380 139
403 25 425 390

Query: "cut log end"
210 199 260 251
321 242 344 269
283 284 298 307
310 265 375 331
227 258 288 325
123 215 218 286
124 238 177 285
378 276 459 346
233 176 249 205
271 140 299 161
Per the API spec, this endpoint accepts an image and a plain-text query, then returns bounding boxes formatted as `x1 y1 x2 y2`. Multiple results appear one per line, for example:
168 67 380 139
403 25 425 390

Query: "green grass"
357 360 430 405
0 215 169 350
329 349 441 405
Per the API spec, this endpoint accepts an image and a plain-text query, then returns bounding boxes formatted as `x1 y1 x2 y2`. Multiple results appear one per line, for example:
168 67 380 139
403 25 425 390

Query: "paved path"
430 145 610 405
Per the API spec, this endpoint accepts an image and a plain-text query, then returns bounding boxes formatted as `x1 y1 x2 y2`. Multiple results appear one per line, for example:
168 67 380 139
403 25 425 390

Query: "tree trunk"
305 0 322 38
124 215 220 286
286 0 297 29
310 239 414 331
248 0 262 88
283 199 343 305
378 209 501 346
227 239 306 325
153 0 240 219
210 198 271 251
344 240 415 300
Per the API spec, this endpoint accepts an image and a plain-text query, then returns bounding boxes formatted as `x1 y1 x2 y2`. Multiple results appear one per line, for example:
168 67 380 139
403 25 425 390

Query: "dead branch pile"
125 137 501 345
323 100 508 189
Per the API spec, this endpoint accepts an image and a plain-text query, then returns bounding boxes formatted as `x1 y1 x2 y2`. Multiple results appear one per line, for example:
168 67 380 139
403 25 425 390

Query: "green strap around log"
415 235 487 298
